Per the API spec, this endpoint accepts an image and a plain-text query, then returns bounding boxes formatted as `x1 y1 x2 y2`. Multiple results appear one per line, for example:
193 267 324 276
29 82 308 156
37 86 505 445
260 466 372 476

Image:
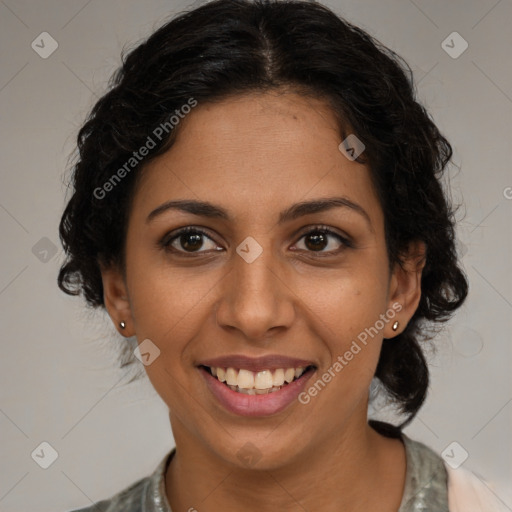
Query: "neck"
164 412 406 512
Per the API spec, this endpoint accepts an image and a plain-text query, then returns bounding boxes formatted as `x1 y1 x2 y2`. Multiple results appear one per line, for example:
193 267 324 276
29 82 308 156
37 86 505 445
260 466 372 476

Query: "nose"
214 242 296 342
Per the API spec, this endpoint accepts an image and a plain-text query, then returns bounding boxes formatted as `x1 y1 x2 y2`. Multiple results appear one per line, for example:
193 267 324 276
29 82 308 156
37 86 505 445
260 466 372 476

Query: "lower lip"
199 366 315 417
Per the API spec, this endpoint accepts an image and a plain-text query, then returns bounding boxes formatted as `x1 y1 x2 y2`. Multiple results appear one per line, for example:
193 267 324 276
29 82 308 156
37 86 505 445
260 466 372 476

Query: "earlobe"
385 239 427 338
100 264 135 337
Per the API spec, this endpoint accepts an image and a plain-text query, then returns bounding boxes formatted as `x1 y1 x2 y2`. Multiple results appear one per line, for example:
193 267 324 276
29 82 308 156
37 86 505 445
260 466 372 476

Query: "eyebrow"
146 196 373 231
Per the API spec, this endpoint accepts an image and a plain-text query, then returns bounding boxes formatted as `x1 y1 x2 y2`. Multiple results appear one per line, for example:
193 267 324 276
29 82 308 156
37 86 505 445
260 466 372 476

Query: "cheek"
299 270 387 343
304 284 385 410
126 251 220 337
297 270 388 399
126 266 211 406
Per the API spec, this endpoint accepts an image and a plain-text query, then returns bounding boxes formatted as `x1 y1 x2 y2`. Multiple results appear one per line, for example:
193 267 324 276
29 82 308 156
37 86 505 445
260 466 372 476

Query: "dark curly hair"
58 0 468 427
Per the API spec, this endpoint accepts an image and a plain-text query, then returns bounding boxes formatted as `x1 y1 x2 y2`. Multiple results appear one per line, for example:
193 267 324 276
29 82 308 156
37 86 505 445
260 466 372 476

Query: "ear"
384 239 426 339
100 263 135 337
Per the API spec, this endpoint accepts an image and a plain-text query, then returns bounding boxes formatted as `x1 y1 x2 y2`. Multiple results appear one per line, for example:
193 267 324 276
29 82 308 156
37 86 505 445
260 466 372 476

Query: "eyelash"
158 225 353 258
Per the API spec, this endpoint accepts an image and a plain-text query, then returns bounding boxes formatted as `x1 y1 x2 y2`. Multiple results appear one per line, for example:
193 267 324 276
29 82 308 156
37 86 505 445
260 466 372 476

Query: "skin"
101 90 426 512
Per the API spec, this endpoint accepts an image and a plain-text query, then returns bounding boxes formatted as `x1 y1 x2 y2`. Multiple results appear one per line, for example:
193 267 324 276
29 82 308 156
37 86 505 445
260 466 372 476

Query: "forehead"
131 91 383 228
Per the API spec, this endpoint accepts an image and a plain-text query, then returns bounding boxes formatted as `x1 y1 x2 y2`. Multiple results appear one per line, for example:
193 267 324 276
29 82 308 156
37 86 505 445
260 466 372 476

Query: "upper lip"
198 354 316 373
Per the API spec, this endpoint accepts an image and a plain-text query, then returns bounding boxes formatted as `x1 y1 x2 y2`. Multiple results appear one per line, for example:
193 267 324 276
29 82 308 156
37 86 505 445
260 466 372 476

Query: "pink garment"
446 464 511 512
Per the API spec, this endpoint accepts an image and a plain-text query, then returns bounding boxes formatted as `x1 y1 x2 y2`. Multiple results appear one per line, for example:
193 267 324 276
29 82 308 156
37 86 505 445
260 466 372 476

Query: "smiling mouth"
199 364 316 394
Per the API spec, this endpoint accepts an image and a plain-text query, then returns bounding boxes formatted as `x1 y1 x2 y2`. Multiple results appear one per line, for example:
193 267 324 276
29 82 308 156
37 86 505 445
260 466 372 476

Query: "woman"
58 0 505 510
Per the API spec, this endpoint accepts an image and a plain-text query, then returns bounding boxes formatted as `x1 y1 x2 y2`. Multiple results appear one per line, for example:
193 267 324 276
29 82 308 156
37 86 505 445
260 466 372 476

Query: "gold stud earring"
392 321 399 331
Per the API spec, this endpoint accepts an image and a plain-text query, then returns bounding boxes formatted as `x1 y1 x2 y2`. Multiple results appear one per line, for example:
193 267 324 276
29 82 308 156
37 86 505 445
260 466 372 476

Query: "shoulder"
401 434 445 475
68 475 149 512
66 448 175 512
446 465 510 512
402 435 508 512
399 434 450 511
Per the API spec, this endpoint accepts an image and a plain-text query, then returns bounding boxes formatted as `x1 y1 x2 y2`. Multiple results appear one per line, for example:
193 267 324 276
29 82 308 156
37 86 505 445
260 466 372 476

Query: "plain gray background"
1 0 511 510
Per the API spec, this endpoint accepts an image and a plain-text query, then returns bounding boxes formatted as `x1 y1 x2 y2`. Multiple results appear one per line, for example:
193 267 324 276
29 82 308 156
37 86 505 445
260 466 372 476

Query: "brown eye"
161 227 220 255
304 231 329 251
294 227 351 254
179 232 204 252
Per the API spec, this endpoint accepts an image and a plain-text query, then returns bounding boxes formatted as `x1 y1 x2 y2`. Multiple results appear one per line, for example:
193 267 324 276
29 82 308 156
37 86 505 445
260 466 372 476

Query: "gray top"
70 434 448 512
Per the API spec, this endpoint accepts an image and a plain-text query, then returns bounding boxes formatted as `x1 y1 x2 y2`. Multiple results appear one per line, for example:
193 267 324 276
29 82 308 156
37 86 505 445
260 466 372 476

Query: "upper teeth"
210 367 306 390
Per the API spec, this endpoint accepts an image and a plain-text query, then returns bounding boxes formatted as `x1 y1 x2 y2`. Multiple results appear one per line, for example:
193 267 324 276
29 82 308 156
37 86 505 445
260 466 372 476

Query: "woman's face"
102 91 424 469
